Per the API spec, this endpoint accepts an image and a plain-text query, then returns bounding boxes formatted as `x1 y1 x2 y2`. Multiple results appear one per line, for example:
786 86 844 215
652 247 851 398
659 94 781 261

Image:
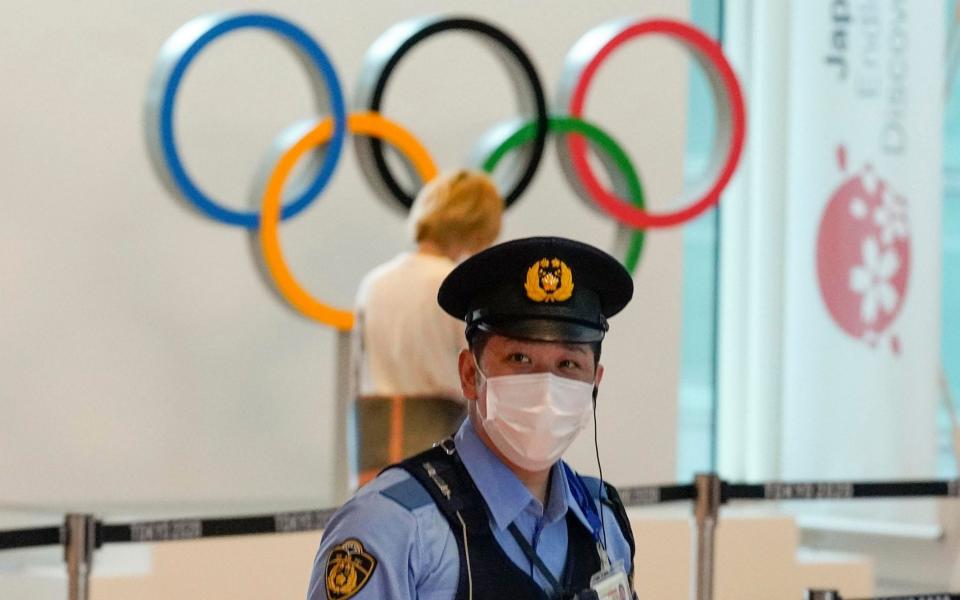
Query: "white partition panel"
0 0 692 510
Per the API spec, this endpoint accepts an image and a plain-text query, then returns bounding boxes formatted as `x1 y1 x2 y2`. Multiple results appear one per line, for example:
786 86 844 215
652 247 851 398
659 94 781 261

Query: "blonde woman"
353 170 504 483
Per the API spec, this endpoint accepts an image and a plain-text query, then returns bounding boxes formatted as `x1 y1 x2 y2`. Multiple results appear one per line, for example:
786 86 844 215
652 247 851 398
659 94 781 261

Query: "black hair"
467 329 602 367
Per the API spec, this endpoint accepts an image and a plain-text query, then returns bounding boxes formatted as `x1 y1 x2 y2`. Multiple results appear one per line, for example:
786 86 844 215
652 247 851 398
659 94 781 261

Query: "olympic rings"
478 116 647 273
147 12 747 329
354 16 548 210
557 19 746 228
259 112 437 330
145 13 347 228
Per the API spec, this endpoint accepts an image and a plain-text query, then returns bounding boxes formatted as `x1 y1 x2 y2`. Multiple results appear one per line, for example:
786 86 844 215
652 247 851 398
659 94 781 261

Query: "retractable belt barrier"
806 590 960 600
1 475 957 600
0 483 685 552
725 479 960 501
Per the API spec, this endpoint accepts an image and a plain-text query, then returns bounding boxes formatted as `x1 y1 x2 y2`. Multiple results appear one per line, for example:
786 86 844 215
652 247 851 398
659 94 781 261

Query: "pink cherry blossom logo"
816 145 911 353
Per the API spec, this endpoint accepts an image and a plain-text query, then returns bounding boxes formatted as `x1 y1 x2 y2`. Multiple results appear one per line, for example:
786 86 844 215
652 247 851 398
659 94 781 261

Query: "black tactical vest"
391 442 635 600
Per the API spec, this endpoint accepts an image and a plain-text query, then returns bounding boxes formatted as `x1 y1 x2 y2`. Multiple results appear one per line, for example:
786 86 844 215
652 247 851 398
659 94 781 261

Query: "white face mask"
476 367 596 472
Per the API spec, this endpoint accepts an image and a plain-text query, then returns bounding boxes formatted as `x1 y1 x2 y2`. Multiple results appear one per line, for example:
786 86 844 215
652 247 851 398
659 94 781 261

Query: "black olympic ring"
353 16 549 210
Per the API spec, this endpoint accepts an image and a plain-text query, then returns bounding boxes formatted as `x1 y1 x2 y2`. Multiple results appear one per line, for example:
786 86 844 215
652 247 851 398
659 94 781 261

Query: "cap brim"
474 318 605 343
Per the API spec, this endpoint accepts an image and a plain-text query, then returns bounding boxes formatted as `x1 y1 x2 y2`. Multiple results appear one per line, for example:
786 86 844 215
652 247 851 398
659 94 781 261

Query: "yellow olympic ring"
258 112 438 330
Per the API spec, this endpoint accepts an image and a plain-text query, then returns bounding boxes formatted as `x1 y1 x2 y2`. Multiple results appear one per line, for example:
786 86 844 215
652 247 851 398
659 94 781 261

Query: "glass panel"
677 0 723 481
941 0 960 477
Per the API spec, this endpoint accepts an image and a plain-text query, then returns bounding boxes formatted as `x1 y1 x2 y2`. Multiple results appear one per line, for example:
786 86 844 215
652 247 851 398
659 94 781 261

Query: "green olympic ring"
480 116 647 273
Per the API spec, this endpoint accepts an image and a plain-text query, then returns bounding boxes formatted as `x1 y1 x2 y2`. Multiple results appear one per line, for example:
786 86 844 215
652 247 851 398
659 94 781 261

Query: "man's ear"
459 349 480 401
593 363 605 401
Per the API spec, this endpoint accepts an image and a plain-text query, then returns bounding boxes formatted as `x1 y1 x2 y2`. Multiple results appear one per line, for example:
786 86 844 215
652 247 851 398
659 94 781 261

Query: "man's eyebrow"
561 343 589 354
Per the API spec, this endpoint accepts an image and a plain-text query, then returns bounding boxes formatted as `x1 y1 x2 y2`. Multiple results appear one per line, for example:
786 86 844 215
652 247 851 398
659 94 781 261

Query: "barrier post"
804 590 842 600
335 329 353 502
693 473 722 600
64 514 95 600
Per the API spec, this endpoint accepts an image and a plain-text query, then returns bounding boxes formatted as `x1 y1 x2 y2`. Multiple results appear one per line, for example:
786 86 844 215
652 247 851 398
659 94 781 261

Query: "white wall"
0 0 691 513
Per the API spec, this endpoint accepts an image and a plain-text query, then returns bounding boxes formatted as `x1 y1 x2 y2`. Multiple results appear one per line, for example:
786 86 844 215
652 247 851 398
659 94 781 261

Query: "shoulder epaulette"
379 475 434 512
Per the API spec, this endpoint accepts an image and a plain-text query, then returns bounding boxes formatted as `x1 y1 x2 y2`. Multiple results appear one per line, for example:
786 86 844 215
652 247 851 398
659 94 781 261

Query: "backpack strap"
387 441 490 536
384 440 496 600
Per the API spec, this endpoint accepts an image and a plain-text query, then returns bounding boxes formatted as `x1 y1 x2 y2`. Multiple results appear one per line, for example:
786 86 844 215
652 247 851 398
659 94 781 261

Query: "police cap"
437 236 633 343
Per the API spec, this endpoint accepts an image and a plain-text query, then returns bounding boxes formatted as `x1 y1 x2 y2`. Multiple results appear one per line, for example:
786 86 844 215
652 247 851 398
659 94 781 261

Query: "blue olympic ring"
149 13 347 228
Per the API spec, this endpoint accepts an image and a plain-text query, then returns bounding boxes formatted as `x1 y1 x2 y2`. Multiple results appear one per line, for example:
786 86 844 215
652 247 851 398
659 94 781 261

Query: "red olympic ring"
564 19 746 229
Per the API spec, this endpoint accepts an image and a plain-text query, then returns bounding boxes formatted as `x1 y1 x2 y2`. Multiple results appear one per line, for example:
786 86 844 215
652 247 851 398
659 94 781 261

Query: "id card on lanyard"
561 464 634 599
589 560 632 599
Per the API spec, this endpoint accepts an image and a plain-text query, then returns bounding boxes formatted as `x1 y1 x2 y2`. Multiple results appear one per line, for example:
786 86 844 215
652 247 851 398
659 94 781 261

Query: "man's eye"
506 353 531 363
559 360 581 370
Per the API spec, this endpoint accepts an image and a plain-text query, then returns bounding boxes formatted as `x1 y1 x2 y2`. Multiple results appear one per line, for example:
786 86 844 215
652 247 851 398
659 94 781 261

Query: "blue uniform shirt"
307 418 633 599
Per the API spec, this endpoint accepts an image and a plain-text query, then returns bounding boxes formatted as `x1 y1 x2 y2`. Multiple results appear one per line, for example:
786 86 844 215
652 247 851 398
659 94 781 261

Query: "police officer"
308 236 637 600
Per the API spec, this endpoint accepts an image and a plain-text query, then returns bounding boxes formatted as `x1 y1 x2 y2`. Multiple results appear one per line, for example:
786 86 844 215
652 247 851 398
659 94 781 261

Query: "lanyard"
505 464 608 598
561 462 604 545
507 523 565 597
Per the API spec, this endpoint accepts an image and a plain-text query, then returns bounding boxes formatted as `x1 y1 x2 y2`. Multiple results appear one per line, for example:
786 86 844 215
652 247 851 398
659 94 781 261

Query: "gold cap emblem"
525 258 574 303
325 539 377 600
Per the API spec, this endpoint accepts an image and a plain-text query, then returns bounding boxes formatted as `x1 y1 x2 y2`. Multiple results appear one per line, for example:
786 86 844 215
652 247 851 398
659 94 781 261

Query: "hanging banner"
780 0 944 523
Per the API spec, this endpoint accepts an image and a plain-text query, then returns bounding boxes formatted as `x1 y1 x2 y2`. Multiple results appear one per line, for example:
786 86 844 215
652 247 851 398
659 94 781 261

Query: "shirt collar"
454 418 594 533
